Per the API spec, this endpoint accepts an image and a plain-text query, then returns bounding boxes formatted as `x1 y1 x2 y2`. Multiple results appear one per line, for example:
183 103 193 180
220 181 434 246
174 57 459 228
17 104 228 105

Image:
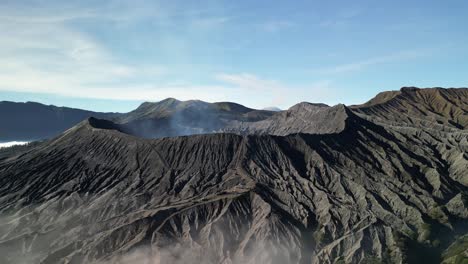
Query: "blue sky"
1 0 467 112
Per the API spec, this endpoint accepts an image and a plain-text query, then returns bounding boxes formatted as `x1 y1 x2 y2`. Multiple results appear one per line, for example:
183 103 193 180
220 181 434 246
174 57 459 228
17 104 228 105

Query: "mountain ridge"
0 89 467 263
2 87 467 142
352 87 468 130
222 103 357 135
0 101 120 141
115 98 276 138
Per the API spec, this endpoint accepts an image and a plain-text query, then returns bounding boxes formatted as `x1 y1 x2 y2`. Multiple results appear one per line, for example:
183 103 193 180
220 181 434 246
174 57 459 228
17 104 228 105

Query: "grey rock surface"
222 103 351 136
351 87 468 130
0 91 467 263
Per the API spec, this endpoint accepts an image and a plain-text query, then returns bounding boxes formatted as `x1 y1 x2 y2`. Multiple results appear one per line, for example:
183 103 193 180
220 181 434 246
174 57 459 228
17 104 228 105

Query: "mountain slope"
0 111 467 263
223 103 351 135
116 98 275 138
352 87 468 130
0 101 119 141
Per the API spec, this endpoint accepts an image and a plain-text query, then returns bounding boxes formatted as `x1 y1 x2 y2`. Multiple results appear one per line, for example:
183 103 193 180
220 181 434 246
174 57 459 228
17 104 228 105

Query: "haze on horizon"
1 0 467 112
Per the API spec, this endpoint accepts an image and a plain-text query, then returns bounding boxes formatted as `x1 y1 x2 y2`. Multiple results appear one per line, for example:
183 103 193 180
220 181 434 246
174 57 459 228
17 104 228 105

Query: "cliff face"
0 90 467 264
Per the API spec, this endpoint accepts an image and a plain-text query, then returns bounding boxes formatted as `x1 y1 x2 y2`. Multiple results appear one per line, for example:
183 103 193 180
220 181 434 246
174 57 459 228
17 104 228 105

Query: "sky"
1 0 467 112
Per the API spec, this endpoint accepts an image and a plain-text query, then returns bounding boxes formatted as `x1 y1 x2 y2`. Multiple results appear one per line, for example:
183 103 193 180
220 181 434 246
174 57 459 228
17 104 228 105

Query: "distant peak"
86 117 122 131
262 106 282 112
54 117 126 145
288 102 329 111
400 87 420 92
158 98 211 108
137 98 181 107
213 102 253 113
160 97 180 103
322 104 354 118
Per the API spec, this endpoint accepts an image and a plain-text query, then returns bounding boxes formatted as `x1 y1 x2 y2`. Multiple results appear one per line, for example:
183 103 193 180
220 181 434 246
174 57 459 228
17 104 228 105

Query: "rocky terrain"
223 103 351 135
223 87 468 136
0 87 467 264
351 87 468 130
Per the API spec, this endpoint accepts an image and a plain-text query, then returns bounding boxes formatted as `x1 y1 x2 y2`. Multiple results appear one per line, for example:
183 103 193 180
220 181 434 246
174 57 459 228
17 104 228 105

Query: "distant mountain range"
0 98 275 141
0 87 467 264
262 106 282 111
1 87 467 141
0 101 118 141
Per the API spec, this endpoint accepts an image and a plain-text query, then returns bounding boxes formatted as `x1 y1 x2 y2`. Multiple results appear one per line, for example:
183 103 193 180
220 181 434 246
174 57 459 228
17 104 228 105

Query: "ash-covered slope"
0 110 467 264
0 101 119 141
223 103 352 135
352 87 468 130
116 98 275 138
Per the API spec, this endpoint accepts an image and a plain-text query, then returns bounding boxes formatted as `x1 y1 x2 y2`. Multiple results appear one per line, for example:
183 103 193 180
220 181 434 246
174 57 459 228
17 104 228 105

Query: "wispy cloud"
0 1 232 103
0 1 316 108
261 20 295 33
0 4 317 108
216 73 334 107
0 12 94 23
216 73 280 91
0 18 166 89
0 1 340 109
319 7 363 29
190 16 232 29
312 49 432 75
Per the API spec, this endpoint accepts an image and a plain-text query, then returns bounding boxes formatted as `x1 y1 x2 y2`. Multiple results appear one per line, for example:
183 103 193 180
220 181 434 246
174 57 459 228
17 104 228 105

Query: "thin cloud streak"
216 73 335 107
261 20 295 32
318 7 364 29
0 2 170 102
312 49 433 75
0 0 234 95
0 1 376 109
0 1 335 110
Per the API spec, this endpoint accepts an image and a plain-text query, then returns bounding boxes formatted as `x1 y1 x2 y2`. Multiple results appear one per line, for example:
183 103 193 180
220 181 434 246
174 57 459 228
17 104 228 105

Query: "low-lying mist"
0 193 303 264
0 141 29 148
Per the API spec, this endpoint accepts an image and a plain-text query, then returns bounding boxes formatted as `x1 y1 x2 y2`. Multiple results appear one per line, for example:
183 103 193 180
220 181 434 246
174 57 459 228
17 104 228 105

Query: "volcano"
0 88 467 264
